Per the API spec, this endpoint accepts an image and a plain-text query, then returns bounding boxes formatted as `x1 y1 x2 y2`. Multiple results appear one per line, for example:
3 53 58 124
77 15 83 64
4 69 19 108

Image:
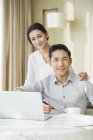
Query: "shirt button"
63 96 65 98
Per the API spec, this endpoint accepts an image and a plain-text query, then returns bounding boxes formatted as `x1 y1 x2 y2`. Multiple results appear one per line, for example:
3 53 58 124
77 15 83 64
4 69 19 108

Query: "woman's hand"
43 100 52 114
79 72 88 81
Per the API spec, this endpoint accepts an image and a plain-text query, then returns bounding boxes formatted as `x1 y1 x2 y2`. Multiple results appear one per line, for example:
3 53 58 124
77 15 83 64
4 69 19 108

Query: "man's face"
49 50 72 77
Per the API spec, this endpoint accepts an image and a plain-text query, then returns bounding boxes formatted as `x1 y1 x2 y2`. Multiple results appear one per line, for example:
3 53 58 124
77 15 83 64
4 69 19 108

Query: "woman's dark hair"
27 23 49 44
49 44 71 59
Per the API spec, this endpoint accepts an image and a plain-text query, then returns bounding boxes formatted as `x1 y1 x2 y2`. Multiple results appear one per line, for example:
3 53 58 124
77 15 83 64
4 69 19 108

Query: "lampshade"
46 12 66 28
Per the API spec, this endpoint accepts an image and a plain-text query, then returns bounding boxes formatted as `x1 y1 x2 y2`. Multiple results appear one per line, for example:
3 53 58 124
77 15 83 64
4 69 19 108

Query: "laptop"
0 91 51 121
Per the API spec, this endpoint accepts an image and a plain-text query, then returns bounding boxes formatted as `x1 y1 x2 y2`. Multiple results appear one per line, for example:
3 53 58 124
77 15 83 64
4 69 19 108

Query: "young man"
19 44 93 114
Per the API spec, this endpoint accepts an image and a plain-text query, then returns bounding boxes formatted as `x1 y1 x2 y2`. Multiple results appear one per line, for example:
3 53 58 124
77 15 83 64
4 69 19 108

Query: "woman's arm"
24 54 35 86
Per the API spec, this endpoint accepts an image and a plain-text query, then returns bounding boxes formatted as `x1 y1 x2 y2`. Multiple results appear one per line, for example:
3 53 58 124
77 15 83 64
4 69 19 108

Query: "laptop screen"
0 91 49 120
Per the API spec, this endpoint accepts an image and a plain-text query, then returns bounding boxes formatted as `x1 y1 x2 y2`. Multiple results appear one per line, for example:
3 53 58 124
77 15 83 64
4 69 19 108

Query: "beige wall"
32 0 93 76
73 0 93 76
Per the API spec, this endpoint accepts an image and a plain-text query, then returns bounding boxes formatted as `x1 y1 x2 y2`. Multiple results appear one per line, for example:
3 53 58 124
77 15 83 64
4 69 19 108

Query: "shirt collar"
53 72 74 85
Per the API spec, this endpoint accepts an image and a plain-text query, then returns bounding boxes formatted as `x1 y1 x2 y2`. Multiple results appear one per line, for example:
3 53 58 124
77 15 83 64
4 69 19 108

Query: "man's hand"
43 100 52 114
79 72 88 81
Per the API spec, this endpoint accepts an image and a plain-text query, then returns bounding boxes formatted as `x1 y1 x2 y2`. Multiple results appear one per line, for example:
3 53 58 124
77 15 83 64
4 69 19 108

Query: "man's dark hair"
27 23 49 44
49 44 71 59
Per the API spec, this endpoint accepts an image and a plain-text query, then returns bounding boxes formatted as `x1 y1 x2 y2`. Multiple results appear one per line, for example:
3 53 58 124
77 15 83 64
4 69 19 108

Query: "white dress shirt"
24 50 74 86
22 72 93 114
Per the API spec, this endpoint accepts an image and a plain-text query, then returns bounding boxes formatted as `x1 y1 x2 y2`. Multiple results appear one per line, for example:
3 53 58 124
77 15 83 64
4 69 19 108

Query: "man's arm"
85 81 93 106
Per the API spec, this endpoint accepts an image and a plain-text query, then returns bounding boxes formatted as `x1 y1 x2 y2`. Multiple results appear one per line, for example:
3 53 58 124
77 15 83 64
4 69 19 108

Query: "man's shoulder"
69 73 87 87
69 72 80 82
71 73 93 87
41 74 54 83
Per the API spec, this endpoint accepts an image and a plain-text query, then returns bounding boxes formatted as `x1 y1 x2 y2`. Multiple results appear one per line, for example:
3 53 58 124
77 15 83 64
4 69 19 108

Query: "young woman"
24 22 88 86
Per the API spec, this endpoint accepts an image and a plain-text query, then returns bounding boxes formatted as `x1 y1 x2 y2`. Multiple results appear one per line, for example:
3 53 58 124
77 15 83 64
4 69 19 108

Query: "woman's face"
29 29 49 49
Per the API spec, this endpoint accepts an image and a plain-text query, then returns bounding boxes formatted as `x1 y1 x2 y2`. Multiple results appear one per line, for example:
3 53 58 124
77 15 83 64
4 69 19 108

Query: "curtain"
2 0 33 90
0 0 4 90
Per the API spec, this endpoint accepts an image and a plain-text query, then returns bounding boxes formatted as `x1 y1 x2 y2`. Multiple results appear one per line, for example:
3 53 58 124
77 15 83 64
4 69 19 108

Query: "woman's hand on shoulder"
79 72 88 81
